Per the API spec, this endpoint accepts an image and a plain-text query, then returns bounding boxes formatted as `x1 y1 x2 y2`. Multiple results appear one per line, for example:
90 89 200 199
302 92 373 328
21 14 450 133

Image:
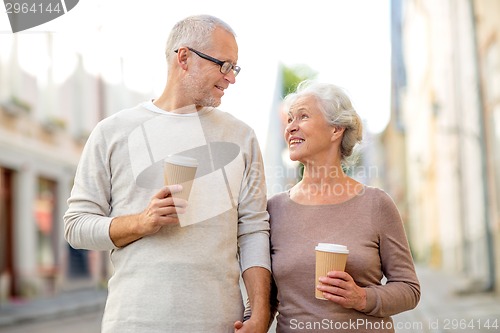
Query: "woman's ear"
331 126 345 142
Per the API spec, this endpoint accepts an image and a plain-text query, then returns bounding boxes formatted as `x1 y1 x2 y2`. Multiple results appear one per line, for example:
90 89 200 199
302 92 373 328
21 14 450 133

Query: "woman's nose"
286 120 297 133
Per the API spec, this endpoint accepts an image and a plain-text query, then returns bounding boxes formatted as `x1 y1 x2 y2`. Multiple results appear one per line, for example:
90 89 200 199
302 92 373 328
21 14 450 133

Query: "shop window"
0 167 16 300
35 177 58 284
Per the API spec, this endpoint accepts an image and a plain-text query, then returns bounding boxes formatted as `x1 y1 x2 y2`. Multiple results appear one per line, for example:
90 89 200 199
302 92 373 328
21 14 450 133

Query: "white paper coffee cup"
163 155 198 201
315 243 349 300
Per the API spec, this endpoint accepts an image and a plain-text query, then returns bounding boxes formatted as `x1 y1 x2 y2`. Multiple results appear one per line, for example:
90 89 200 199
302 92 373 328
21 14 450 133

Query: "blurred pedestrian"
64 14 270 333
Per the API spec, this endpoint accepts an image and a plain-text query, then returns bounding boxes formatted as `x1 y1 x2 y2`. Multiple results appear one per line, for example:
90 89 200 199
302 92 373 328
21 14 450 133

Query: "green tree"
281 64 317 179
281 64 318 98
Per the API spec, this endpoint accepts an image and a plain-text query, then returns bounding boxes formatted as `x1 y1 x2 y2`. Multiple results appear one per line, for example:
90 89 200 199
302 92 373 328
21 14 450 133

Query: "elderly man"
64 15 271 333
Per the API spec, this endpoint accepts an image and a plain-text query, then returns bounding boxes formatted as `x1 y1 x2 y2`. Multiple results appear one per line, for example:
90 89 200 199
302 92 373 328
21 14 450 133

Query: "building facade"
474 0 500 294
0 32 151 304
385 0 500 292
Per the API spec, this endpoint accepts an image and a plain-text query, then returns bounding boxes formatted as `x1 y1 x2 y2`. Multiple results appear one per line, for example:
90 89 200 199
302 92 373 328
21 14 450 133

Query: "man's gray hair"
165 15 236 64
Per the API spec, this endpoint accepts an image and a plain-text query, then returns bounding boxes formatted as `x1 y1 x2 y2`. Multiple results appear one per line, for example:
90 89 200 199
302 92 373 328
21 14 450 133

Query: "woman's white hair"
283 80 363 164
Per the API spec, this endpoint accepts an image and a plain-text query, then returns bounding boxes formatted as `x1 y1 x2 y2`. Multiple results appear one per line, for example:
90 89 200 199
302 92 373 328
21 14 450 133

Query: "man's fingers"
234 320 244 330
172 197 188 208
154 185 183 199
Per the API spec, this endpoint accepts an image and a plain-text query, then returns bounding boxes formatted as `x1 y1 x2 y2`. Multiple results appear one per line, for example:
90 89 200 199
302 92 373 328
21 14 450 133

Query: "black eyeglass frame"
174 47 241 76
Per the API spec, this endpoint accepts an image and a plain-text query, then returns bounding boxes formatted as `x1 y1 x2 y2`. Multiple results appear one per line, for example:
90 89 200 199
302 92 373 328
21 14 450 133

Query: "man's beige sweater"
64 102 270 332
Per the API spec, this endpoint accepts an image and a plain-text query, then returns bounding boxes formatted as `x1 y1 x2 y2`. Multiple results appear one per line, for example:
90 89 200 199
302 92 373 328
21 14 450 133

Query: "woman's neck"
291 162 363 205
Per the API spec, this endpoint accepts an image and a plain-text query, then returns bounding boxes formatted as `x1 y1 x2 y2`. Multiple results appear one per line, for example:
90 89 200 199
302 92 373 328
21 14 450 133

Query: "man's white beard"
183 71 221 108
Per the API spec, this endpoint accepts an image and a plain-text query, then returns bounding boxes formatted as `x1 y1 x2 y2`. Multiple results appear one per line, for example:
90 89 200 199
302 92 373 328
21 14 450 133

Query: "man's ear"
176 47 189 68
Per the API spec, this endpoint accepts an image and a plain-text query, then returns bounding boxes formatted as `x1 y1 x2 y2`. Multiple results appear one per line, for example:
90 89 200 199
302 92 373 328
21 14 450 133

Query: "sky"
0 0 391 149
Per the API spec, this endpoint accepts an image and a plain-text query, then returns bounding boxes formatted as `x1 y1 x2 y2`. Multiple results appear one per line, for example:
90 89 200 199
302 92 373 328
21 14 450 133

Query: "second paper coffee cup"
163 155 198 201
315 243 349 300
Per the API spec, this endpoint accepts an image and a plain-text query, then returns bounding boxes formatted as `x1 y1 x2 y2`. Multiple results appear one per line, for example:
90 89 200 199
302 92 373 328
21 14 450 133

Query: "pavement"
393 265 500 333
0 288 107 328
0 265 499 332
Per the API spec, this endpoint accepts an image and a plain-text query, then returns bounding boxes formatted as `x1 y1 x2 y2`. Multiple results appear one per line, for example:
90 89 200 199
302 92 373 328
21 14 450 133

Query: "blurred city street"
1 0 500 332
1 265 499 332
0 311 101 333
0 288 105 332
393 266 500 333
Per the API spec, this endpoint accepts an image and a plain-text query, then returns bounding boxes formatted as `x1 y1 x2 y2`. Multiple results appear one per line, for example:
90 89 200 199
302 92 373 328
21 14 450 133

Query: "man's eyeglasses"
175 47 241 77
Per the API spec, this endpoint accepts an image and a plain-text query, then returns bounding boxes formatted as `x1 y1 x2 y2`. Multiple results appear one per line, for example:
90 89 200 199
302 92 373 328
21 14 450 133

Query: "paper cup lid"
315 243 349 254
165 155 198 167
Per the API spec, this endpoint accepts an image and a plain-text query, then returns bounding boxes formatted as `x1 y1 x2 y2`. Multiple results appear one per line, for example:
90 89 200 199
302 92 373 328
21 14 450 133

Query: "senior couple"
64 14 420 333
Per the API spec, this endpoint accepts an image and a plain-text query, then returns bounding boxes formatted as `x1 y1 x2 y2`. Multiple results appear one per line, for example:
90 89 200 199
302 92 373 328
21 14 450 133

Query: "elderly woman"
266 80 420 333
